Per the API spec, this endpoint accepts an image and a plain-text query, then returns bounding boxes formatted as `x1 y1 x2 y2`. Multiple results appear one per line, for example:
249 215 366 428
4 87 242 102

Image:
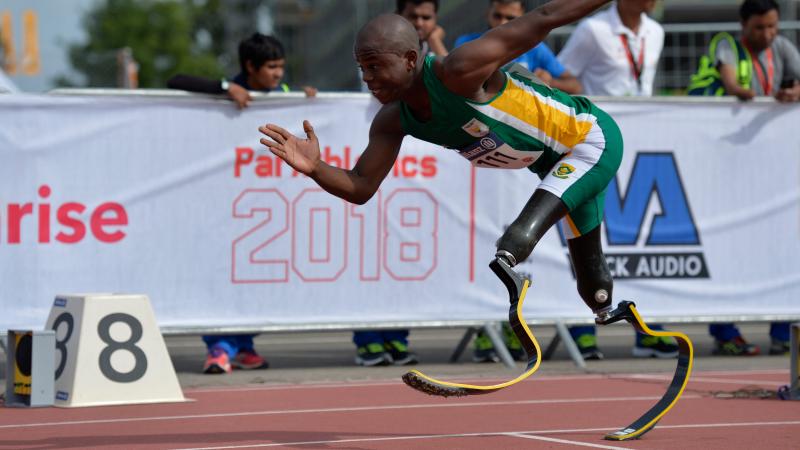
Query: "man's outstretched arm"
259 104 404 205
441 0 610 96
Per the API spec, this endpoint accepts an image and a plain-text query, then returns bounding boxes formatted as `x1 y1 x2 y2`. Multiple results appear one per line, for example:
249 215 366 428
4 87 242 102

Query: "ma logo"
560 152 709 279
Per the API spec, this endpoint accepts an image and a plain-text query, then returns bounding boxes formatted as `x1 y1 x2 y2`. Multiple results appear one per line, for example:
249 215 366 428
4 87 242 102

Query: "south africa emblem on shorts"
553 162 576 179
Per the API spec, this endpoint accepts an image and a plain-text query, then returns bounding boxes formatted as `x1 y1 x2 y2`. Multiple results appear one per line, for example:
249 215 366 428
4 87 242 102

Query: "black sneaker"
574 333 604 360
355 342 392 366
384 340 418 365
633 335 679 358
472 332 500 363
769 338 790 356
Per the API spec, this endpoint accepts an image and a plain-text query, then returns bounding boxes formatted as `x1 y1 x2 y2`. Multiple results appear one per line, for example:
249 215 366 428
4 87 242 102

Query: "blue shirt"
454 32 566 78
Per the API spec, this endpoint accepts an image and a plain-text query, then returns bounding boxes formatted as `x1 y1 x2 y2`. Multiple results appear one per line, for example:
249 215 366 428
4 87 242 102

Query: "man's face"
398 2 437 41
621 0 658 15
248 59 285 90
356 50 415 104
742 9 780 51
487 1 524 28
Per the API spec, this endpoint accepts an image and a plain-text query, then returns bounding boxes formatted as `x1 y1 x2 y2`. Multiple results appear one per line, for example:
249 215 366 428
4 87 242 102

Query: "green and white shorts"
537 108 623 239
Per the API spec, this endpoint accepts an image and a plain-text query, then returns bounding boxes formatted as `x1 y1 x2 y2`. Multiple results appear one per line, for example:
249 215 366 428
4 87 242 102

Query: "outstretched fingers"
259 137 285 158
259 124 290 145
258 125 290 160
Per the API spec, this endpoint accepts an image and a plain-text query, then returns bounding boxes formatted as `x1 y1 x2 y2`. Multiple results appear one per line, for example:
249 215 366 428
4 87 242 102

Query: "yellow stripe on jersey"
489 78 594 150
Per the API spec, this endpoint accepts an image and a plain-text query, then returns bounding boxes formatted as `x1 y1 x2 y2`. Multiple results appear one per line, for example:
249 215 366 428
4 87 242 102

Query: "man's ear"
245 60 256 75
406 50 419 70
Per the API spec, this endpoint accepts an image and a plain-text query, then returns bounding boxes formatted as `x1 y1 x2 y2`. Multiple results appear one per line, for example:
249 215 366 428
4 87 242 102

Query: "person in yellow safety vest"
687 32 752 97
688 0 800 104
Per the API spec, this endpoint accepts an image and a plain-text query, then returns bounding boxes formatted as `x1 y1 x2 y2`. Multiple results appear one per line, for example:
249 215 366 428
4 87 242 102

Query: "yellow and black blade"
402 258 542 397
596 301 694 441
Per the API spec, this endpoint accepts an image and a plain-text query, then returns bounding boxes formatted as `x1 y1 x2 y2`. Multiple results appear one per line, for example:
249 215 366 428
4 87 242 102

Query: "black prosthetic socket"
567 225 614 313
496 190 567 266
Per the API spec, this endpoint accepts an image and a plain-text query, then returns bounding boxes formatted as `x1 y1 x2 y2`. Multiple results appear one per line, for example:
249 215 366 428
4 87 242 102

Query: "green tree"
61 0 228 88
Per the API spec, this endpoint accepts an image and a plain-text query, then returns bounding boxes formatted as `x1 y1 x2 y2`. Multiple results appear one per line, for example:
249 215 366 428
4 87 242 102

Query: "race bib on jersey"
456 132 541 169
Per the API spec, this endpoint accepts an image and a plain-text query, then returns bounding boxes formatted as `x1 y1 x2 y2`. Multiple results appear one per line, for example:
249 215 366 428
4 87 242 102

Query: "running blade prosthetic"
596 301 694 441
402 258 542 397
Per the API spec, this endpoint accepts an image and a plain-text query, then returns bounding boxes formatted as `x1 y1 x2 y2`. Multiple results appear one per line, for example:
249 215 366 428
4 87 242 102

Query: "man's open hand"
259 120 321 175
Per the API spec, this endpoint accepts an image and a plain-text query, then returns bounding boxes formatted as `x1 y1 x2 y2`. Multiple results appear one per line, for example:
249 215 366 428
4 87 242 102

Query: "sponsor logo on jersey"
480 137 497 150
461 118 490 137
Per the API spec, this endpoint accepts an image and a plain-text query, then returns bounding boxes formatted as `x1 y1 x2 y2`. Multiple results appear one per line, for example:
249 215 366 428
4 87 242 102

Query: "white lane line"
184 369 788 394
183 374 611 394
620 374 785 385
168 421 800 450
691 369 786 376
0 395 700 429
507 432 632 450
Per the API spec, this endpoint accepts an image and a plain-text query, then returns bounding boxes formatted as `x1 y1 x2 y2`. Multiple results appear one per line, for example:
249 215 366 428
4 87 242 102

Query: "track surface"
1 369 797 449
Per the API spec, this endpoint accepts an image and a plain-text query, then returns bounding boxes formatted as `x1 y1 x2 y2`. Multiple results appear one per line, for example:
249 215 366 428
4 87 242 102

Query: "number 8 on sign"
45 294 185 407
97 313 148 383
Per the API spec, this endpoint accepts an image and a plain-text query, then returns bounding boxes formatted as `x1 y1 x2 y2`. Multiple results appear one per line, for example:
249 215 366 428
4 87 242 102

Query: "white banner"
1 94 799 330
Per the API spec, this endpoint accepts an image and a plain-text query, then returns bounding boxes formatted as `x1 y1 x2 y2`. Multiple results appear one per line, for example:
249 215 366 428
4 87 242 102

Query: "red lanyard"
744 43 774 95
620 34 645 90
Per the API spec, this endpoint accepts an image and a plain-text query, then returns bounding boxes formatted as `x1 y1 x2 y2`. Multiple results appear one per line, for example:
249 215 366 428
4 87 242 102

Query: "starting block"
45 293 186 407
4 330 54 407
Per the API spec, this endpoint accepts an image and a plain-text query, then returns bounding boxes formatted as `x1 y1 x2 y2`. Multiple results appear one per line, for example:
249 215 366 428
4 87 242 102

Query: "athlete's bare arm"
259 103 404 205
440 0 610 97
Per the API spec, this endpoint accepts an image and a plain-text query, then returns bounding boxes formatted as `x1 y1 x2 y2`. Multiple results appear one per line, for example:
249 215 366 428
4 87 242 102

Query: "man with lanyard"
260 0 631 368
698 0 800 357
712 0 800 102
455 0 582 95
558 0 663 97
557 0 674 360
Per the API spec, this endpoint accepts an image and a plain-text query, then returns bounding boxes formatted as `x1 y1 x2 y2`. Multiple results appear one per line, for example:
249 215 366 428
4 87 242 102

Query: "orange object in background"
0 9 40 75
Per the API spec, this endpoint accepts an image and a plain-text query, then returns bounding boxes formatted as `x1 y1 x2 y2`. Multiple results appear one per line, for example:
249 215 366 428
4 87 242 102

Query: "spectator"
455 0 582 94
688 0 800 103
167 33 315 110
396 0 448 57
169 33 314 373
349 0 443 367
558 0 663 97
687 0 799 356
558 0 675 360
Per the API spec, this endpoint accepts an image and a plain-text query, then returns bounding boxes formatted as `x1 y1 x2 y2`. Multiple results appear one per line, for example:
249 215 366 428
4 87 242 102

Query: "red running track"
0 369 798 449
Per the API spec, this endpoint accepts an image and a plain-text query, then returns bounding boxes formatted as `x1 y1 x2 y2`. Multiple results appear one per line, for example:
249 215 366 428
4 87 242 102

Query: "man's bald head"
355 14 421 57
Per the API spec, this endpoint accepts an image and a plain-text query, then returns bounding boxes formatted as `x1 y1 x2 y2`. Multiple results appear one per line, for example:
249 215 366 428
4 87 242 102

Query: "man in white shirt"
558 1 676 360
558 0 664 96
